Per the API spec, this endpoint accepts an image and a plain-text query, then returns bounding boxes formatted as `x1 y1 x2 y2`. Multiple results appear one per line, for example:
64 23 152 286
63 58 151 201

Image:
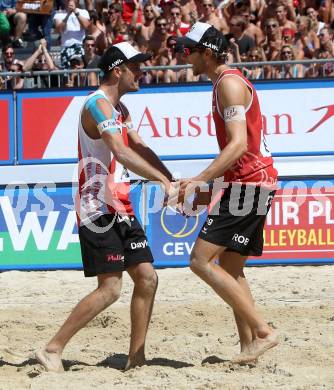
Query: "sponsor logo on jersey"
106 254 124 262
131 240 148 250
232 233 249 245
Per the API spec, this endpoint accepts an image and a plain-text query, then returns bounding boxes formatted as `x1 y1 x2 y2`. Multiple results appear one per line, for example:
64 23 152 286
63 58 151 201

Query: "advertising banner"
16 90 90 164
0 93 14 165
0 181 333 270
0 183 143 270
16 80 334 164
146 180 334 266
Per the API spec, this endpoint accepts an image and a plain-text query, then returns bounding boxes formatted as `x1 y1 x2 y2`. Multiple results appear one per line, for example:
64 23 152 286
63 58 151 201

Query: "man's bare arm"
127 128 173 181
85 99 171 188
192 76 249 182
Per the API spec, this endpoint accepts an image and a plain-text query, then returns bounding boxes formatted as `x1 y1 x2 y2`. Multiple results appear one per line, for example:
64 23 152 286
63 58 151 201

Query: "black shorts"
198 184 275 256
78 214 154 277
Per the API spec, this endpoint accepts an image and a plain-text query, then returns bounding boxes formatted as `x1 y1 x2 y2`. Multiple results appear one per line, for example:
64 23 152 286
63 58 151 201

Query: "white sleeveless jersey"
77 90 133 226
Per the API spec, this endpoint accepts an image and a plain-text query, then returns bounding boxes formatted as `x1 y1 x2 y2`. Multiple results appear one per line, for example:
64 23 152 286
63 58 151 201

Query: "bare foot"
231 351 258 365
35 349 64 373
124 353 146 371
250 331 279 359
232 332 279 364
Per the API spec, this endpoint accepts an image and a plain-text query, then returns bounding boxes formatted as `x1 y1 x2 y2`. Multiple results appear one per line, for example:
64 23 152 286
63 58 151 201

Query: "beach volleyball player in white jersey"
36 42 174 372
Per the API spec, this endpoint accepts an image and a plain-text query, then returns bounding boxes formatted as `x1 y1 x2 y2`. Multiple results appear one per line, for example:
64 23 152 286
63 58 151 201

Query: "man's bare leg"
190 239 278 361
13 12 27 40
36 272 122 372
219 252 254 354
124 263 158 370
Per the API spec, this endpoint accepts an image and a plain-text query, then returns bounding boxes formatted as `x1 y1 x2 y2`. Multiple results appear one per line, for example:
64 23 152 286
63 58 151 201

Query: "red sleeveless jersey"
212 69 277 188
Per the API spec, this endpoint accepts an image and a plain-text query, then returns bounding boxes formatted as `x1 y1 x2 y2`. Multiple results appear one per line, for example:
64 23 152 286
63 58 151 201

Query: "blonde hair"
280 44 296 60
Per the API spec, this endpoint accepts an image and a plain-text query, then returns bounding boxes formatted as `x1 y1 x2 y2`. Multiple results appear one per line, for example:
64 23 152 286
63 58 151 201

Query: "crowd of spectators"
1 0 334 89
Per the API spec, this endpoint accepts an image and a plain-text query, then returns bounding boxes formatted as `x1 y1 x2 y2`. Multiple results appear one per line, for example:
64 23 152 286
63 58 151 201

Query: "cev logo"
160 207 199 238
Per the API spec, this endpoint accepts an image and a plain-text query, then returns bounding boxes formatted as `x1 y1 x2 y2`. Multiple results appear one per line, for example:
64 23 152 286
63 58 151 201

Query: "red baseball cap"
282 28 295 37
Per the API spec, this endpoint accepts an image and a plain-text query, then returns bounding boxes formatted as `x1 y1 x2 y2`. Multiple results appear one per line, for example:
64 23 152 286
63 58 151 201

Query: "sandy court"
0 265 333 390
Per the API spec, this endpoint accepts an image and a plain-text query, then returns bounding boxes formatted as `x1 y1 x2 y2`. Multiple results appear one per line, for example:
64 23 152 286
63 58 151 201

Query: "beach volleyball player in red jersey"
170 22 279 364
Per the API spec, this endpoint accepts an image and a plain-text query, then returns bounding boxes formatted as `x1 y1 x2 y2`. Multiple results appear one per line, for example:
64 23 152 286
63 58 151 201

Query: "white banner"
37 82 334 160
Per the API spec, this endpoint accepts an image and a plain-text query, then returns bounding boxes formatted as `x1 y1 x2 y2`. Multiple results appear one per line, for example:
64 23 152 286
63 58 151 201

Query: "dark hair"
155 16 167 26
2 43 14 54
88 9 98 23
230 16 246 29
109 3 122 13
170 4 181 12
83 35 96 44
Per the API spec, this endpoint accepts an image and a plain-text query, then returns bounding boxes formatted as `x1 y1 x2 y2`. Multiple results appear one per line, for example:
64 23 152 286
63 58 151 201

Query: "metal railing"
1 58 334 89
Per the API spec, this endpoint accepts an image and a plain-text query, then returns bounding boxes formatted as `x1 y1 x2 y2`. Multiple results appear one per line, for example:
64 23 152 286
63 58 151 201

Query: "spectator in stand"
0 10 11 45
86 9 107 54
179 0 198 24
123 0 143 25
316 0 332 24
148 16 172 81
159 0 173 19
6 61 29 89
54 0 90 68
168 4 190 36
237 6 264 46
1 43 19 71
306 7 326 35
275 2 296 31
164 35 200 82
64 53 86 86
198 0 229 34
318 27 334 55
28 4 55 49
23 38 57 72
243 46 267 79
82 35 99 86
273 44 305 78
262 17 282 60
305 48 334 77
260 0 296 28
148 15 170 56
281 27 303 58
0 0 27 47
295 16 319 58
112 20 133 44
248 0 266 16
229 15 255 56
22 38 59 87
82 35 99 67
103 3 125 48
281 26 295 45
131 0 159 50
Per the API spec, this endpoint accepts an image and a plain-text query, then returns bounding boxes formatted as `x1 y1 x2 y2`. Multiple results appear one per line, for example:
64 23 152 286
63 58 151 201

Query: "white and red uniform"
212 68 277 188
77 90 134 226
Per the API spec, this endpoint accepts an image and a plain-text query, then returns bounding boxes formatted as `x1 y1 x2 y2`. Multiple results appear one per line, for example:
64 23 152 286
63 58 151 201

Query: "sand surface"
0 266 333 390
